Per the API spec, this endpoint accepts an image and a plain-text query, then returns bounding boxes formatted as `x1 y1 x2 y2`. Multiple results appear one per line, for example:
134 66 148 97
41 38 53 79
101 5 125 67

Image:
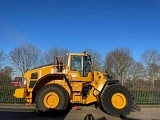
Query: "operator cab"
67 52 92 77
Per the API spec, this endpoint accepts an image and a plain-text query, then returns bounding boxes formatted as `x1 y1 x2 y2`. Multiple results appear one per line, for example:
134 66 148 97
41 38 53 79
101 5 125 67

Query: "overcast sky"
0 0 160 61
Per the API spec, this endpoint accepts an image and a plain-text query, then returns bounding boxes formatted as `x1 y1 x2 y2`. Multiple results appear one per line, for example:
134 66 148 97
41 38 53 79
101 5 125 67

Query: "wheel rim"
43 92 59 108
111 93 126 109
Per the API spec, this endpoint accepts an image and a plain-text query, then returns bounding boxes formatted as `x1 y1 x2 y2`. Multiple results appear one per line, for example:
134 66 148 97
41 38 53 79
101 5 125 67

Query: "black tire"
35 84 69 112
100 85 134 117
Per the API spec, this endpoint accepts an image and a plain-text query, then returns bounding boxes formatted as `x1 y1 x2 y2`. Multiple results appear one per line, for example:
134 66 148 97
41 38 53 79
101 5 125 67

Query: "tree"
128 62 145 88
83 49 102 71
42 47 69 65
141 49 160 88
0 50 5 68
105 48 134 85
0 66 13 80
10 44 40 75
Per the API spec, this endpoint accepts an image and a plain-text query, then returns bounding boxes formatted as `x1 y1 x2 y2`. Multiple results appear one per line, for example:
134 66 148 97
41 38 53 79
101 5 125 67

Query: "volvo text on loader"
13 52 140 117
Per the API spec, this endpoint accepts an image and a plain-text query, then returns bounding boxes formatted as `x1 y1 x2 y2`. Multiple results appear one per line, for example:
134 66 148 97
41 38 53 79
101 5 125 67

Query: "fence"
124 80 160 105
0 79 25 103
0 79 160 105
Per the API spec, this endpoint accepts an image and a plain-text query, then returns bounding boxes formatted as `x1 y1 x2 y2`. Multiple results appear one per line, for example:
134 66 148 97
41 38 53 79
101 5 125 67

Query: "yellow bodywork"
13 52 138 117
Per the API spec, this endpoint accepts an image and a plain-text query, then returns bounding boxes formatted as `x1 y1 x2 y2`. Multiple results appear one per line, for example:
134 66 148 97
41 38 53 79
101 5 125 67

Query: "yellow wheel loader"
13 52 140 117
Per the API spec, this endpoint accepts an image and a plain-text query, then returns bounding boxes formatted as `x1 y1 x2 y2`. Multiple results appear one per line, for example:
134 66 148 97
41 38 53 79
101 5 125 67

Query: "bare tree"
43 47 69 65
141 49 160 88
128 62 145 88
105 48 134 85
83 49 102 71
10 44 40 75
0 50 5 68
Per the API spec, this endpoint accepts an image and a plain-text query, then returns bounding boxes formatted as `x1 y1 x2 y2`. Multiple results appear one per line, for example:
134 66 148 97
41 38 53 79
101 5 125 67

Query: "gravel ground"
0 104 160 120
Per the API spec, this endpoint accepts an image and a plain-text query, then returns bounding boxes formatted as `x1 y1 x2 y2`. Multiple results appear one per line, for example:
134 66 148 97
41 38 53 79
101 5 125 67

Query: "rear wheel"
36 84 69 113
101 85 133 117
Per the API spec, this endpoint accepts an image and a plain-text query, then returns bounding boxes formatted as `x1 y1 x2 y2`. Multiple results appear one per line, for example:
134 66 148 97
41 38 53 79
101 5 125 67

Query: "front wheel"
100 85 134 117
